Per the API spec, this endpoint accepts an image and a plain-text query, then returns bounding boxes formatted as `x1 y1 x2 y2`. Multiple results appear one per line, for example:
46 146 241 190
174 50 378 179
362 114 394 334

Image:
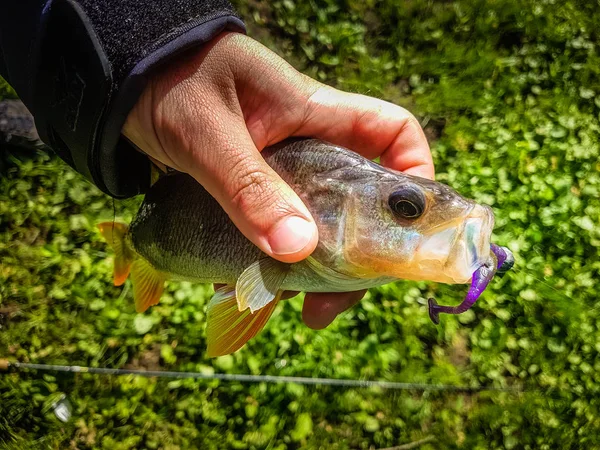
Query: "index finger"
295 85 434 180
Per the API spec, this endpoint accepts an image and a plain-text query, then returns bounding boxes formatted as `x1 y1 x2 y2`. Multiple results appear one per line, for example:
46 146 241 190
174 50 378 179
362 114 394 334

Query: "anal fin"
130 259 167 313
206 285 281 357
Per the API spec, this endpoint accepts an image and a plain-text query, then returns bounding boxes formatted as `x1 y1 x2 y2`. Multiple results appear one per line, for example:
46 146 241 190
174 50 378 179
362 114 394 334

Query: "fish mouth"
415 204 494 284
428 244 514 324
448 204 495 282
414 203 514 324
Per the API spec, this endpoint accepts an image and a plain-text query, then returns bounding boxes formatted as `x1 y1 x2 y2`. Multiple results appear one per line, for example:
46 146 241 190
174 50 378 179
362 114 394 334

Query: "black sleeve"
0 0 245 198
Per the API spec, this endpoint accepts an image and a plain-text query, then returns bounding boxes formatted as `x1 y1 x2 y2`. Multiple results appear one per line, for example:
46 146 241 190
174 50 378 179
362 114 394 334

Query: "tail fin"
98 222 167 313
98 222 133 286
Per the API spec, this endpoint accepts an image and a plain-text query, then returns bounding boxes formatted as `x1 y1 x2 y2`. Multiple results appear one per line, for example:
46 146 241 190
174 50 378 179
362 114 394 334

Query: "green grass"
2 0 600 448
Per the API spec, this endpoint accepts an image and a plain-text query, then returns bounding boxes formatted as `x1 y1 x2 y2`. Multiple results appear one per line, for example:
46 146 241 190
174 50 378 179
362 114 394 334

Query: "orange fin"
130 258 167 313
206 286 281 357
98 222 133 286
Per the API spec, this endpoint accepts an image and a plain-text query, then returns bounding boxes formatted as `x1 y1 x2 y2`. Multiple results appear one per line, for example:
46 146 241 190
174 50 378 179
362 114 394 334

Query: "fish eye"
388 186 426 219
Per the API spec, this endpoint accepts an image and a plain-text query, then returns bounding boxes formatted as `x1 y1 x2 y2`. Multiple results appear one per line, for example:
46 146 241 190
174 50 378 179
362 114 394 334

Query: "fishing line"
507 263 572 304
0 361 523 393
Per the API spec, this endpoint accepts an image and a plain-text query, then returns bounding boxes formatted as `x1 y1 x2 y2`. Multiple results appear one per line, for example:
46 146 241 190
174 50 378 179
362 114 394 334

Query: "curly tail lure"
428 244 514 324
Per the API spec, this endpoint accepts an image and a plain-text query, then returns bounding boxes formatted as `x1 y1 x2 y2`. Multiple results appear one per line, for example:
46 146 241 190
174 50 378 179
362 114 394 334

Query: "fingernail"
268 216 315 256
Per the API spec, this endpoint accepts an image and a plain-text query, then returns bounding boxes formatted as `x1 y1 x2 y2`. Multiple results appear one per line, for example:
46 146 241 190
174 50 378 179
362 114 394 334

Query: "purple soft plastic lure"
428 244 514 324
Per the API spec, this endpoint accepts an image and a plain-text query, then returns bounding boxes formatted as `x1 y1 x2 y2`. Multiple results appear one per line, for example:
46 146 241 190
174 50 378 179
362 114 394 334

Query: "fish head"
341 171 494 284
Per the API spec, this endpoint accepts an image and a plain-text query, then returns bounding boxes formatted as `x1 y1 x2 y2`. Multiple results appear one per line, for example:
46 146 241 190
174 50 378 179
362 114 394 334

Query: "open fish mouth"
428 244 515 324
410 204 495 284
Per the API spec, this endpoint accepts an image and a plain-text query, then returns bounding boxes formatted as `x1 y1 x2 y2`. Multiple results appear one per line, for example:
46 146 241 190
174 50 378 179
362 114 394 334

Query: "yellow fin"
206 286 281 357
236 258 290 313
130 259 166 313
98 222 133 286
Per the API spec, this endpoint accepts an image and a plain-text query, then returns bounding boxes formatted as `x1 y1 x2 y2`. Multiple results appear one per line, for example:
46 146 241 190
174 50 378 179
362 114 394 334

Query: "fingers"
295 85 435 180
215 34 434 180
302 290 367 330
125 38 319 264
186 112 319 263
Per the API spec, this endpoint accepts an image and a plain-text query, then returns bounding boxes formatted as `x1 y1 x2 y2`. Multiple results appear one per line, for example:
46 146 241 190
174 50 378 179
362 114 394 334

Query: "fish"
98 138 514 357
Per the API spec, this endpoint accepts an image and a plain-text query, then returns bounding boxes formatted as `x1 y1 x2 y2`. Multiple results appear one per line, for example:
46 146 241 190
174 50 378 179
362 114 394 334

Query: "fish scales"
129 139 386 291
98 138 514 356
130 173 263 283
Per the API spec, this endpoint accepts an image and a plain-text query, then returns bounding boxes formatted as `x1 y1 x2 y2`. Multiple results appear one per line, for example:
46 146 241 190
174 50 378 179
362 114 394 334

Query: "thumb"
187 113 319 264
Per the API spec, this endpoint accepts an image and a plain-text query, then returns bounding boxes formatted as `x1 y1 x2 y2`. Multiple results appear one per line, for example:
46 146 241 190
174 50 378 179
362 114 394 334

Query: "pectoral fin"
130 259 167 313
236 258 290 313
206 285 281 357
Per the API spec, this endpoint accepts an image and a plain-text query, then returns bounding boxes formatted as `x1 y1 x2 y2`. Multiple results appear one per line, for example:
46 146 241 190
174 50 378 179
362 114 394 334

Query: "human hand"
123 32 433 329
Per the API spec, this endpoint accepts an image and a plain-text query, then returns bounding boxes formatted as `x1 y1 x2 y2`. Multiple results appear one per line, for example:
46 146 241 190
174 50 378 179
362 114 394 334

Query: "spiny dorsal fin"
236 258 290 313
206 286 281 357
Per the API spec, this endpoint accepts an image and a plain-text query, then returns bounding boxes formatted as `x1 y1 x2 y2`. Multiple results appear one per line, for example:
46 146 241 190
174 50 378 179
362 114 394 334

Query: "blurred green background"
2 0 600 448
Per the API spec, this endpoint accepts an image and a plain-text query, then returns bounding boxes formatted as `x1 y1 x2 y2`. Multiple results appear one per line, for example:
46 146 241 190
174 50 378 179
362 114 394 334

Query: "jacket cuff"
34 0 245 198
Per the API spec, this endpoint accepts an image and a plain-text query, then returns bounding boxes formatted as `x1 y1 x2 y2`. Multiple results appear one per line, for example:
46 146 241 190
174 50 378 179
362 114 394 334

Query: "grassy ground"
2 0 600 448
